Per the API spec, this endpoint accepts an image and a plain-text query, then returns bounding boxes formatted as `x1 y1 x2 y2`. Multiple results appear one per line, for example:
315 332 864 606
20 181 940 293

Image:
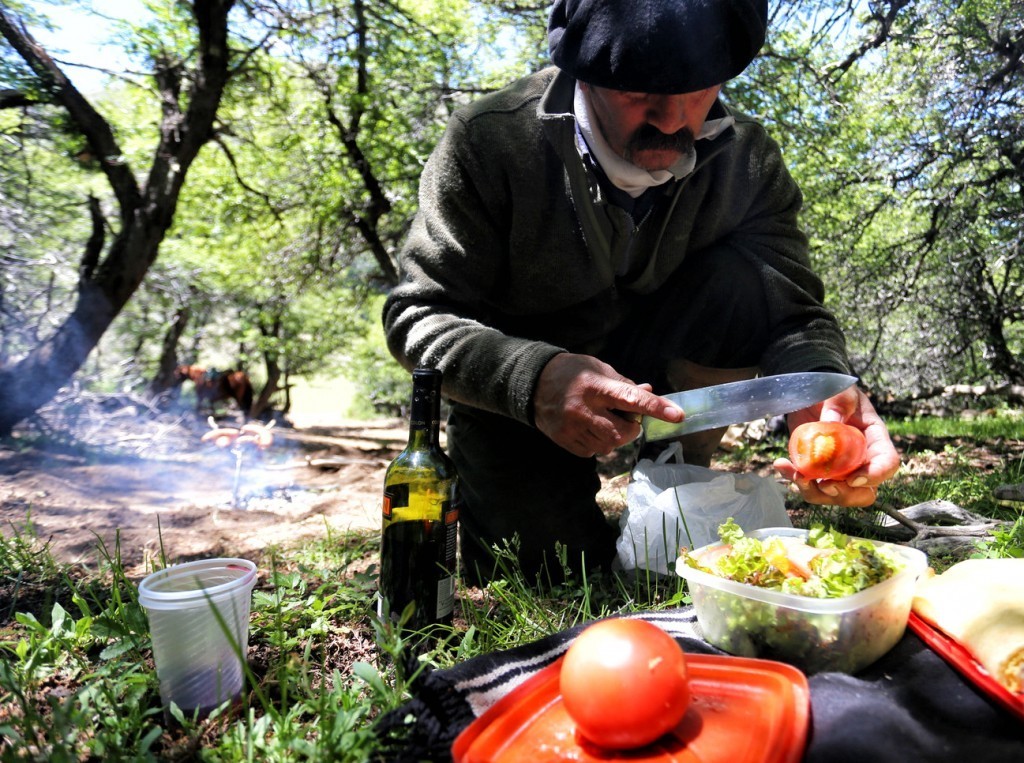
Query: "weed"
973 514 1024 559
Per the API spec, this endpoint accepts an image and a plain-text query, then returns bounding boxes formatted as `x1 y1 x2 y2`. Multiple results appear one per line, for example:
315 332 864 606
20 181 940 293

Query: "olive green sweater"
383 67 850 425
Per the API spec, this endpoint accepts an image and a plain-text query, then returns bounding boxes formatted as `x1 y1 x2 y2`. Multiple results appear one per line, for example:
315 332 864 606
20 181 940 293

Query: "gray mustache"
628 125 695 155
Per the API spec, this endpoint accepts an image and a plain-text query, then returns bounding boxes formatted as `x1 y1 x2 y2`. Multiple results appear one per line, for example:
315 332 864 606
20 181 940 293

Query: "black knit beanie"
548 0 768 94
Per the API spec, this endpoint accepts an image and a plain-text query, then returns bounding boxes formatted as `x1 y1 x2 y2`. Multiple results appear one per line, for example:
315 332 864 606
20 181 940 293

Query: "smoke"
14 393 309 510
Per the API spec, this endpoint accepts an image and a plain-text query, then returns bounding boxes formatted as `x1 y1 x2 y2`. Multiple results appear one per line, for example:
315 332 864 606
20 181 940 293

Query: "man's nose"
644 94 694 135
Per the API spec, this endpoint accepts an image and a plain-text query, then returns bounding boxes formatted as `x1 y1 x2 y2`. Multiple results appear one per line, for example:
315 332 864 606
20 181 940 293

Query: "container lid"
451 653 810 763
908 612 1024 721
137 558 257 610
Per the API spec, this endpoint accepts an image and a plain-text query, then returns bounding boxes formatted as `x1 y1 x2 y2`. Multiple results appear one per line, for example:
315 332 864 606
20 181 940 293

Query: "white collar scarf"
573 83 735 199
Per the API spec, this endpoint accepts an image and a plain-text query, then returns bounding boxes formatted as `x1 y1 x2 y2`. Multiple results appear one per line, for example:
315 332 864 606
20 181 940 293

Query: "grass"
886 409 1024 440
1 416 1022 761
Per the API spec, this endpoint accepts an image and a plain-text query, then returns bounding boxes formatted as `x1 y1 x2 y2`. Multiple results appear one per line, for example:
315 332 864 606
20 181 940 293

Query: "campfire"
200 417 277 508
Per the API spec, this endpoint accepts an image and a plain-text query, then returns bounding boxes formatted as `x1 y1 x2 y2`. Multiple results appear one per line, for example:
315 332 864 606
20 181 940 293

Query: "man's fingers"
773 458 798 481
535 354 686 456
604 382 684 424
774 457 881 507
611 409 642 424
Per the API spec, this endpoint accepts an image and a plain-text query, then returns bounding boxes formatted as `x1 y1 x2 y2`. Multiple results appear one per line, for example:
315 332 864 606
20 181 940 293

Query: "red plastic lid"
452 654 810 763
908 612 1024 721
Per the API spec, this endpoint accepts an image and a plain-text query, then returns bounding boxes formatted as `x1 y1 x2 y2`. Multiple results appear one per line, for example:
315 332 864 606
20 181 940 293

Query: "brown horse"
174 365 254 417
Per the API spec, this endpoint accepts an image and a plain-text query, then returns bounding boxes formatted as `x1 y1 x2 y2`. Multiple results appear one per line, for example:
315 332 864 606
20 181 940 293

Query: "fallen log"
995 484 1024 503
871 382 1024 417
941 383 1024 404
307 455 390 469
835 500 1010 557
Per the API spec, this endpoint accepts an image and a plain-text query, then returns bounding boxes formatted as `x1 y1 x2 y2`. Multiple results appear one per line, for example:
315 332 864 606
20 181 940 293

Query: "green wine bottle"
378 368 458 632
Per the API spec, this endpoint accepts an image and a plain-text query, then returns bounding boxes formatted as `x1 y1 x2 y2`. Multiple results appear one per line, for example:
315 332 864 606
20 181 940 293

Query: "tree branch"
825 0 912 79
212 134 284 224
0 88 36 109
79 195 105 283
0 7 142 215
142 0 234 216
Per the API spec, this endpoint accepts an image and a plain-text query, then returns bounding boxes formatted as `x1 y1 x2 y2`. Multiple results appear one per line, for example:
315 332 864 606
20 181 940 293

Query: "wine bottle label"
443 513 458 567
382 484 409 519
436 575 455 619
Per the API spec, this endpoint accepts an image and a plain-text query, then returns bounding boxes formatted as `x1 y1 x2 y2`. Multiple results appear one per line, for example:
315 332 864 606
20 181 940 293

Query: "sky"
26 0 149 94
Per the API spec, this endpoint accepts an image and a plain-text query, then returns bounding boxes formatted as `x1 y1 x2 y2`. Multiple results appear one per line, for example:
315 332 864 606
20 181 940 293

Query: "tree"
138 0 550 413
735 0 1024 395
119 0 477 414
0 0 236 435
14 0 1018 421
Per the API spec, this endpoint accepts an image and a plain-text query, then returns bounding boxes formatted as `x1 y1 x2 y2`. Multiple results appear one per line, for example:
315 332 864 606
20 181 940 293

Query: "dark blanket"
375 607 1024 762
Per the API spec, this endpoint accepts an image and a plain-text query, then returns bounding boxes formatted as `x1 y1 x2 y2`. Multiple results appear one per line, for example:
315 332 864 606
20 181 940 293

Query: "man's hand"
534 353 684 458
773 385 901 507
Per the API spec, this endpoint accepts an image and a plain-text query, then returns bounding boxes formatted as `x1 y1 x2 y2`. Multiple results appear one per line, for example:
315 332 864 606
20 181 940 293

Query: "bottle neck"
408 370 442 448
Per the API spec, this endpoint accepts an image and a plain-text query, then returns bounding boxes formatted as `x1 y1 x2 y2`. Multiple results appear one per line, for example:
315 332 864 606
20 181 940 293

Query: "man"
383 0 901 584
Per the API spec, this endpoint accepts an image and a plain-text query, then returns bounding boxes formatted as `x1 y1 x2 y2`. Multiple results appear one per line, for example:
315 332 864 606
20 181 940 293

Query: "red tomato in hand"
560 618 691 749
788 421 867 480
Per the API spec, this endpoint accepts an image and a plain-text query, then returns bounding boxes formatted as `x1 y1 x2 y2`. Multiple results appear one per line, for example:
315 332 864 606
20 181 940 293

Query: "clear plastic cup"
138 558 258 714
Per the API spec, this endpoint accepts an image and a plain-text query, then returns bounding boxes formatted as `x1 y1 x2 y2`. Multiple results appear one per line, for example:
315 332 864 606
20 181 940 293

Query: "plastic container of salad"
677 527 928 674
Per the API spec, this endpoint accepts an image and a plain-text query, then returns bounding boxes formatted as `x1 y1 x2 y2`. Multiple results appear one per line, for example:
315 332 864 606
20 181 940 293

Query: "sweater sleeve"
382 112 565 425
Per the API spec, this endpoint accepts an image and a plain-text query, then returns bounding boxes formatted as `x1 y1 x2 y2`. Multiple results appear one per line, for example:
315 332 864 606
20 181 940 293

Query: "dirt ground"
0 412 411 576
0 397 653 578
3 398 1019 580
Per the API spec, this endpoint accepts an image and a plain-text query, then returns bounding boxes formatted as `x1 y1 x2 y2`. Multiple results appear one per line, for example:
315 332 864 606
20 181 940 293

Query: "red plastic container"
452 653 810 763
908 612 1024 721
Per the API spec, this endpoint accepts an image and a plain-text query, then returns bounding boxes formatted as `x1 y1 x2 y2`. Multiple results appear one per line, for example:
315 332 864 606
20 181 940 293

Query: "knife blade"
641 372 858 442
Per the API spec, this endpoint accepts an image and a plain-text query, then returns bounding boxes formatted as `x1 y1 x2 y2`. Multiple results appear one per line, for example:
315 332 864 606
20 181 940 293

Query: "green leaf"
351 661 388 696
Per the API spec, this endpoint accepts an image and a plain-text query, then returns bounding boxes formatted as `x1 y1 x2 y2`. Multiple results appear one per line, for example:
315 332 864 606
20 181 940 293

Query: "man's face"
581 83 722 171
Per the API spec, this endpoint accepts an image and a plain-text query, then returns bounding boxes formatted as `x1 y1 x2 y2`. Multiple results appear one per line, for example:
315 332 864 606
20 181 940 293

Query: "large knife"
641 372 858 442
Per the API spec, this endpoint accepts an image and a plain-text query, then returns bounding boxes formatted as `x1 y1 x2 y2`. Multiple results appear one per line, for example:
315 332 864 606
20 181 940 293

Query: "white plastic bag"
615 443 791 575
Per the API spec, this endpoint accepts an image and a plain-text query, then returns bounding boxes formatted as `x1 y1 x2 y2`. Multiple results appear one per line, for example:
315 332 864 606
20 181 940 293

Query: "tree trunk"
281 368 293 414
254 358 282 420
252 317 283 418
0 1 235 436
148 304 193 399
0 282 112 433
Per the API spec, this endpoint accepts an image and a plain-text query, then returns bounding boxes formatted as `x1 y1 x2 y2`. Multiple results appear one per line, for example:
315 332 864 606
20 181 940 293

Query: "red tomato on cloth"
559 618 691 749
788 421 867 480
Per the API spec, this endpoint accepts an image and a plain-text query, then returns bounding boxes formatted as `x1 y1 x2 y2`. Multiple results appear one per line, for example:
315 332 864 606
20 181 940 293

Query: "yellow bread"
912 558 1024 693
